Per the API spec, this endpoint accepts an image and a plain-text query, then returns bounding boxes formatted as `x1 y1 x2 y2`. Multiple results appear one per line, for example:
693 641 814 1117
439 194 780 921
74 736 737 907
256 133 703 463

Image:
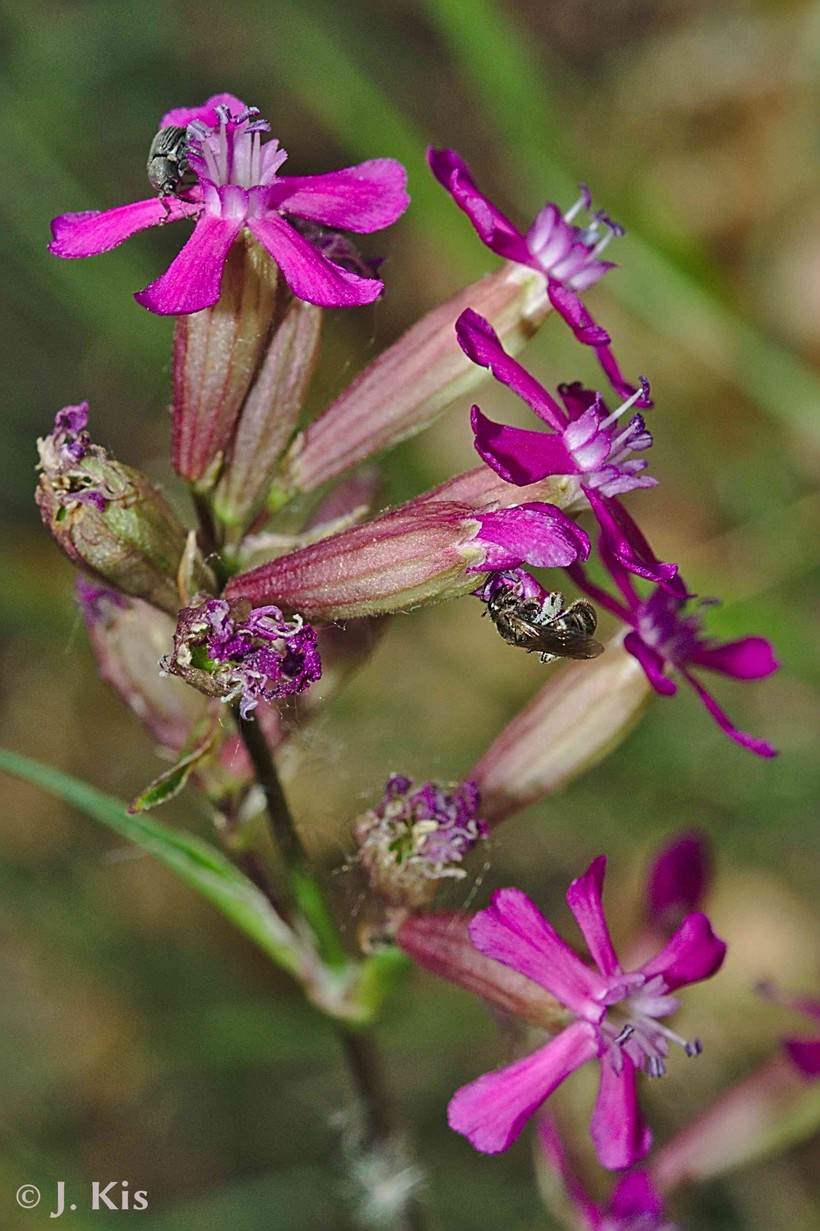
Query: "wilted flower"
430 149 647 403
50 94 409 314
354 776 487 911
36 402 206 615
161 596 321 718
403 857 726 1169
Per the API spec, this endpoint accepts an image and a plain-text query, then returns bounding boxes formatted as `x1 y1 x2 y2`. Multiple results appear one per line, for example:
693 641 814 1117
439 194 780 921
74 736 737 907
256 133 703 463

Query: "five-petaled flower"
49 94 409 314
457 309 675 588
430 149 648 405
443 857 725 1169
569 550 779 756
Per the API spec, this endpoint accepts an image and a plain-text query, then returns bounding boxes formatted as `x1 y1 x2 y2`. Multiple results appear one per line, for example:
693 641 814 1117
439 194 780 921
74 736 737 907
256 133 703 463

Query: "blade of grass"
0 747 304 976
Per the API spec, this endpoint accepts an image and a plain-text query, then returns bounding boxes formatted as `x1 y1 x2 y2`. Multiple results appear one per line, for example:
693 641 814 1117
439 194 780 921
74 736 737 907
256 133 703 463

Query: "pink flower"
429 149 648 405
455 311 676 590
50 94 409 314
443 857 726 1169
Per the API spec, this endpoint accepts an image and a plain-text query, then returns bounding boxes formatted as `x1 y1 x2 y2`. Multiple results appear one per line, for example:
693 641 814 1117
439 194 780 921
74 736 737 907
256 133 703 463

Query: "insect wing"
532 625 605 660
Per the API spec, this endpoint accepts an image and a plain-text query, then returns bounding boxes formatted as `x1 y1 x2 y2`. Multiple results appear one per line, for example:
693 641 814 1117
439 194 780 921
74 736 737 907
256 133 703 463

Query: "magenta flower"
457 310 674 588
459 309 653 495
50 94 409 314
538 1118 677 1231
570 554 779 756
430 149 647 404
446 857 726 1168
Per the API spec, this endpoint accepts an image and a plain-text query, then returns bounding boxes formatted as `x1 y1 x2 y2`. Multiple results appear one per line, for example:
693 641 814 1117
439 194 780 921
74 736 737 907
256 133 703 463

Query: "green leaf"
0 747 303 977
128 719 220 813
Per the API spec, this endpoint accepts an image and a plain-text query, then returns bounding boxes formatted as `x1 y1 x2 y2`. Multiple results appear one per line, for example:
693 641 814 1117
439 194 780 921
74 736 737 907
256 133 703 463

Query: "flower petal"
471 406 573 485
639 911 727 991
472 504 590 572
623 632 678 697
134 214 242 315
587 490 680 589
468 888 607 1014
49 197 198 258
547 281 611 347
609 1170 665 1222
783 1038 820 1079
269 159 409 232
689 636 779 680
566 856 621 978
248 215 383 307
428 148 531 263
681 669 777 758
646 831 711 930
448 1021 599 1153
456 309 567 428
590 1057 652 1171
160 93 249 128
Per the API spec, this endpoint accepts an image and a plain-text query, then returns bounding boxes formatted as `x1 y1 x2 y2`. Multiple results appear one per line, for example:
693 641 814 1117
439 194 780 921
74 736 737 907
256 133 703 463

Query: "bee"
147 125 191 200
486 588 604 664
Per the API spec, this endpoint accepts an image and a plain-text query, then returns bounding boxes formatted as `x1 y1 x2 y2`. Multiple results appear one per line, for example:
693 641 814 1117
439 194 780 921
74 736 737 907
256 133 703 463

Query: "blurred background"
1 1 818 1228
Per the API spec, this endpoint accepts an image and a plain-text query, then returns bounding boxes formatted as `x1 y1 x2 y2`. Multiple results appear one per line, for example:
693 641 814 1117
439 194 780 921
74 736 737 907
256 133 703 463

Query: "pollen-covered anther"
161 596 321 717
354 775 487 911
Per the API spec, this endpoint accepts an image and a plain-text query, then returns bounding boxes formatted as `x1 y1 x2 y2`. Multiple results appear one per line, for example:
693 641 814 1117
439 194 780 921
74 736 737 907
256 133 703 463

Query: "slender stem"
235 710 347 968
339 1026 394 1142
236 711 309 870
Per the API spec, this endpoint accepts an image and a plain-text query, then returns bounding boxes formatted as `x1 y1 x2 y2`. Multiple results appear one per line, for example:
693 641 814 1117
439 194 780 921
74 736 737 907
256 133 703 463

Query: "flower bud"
161 596 322 717
354 776 487 912
397 912 566 1030
36 404 210 616
76 579 210 753
471 640 651 824
210 295 322 541
224 498 588 621
171 235 280 488
268 262 550 510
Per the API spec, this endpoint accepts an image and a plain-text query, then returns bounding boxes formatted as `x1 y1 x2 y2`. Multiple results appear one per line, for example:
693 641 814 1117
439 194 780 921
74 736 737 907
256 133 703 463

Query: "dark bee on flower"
147 126 192 199
486 588 604 664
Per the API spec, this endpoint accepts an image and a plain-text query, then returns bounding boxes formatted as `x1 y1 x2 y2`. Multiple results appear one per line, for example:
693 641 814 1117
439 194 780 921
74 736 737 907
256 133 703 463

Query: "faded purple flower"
456 310 674 589
355 775 487 910
50 93 409 314
445 856 726 1168
538 1118 677 1231
570 556 779 756
161 596 321 718
430 150 647 404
